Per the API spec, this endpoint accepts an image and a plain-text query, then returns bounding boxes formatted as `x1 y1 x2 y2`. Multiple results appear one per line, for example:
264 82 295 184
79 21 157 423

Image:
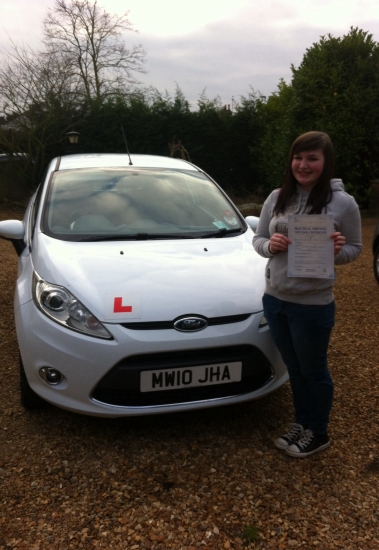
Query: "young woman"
253 132 362 458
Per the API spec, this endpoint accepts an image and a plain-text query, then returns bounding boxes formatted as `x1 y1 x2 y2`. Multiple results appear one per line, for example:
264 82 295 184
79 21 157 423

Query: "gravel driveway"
0 209 378 550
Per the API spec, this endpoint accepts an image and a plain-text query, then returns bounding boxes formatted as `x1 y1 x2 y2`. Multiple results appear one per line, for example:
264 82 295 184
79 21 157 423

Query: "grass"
243 524 261 543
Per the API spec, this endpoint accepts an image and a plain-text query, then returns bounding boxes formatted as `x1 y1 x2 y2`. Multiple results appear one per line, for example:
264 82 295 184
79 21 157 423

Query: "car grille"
120 313 251 330
91 345 274 407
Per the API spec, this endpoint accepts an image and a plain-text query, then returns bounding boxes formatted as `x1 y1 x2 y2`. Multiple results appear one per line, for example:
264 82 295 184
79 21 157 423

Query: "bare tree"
0 41 81 118
0 0 146 186
42 0 146 103
0 41 83 183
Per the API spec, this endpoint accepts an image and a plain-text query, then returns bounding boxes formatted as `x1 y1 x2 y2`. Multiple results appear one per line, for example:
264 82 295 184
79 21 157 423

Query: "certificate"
287 214 334 279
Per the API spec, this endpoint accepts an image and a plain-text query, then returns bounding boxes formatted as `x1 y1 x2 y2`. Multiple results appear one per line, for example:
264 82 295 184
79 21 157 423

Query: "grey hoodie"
253 179 362 305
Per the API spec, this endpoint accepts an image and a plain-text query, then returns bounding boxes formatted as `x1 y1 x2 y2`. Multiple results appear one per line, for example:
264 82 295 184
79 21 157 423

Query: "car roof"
58 154 199 171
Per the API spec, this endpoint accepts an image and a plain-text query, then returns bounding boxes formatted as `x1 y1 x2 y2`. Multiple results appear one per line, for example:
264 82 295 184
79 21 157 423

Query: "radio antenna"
121 125 133 165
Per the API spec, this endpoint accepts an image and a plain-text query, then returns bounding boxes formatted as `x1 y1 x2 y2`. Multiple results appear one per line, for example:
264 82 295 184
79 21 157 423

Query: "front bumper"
15 300 288 417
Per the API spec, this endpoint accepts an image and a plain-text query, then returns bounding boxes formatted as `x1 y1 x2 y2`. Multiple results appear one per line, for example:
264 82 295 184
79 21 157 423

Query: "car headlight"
32 271 113 340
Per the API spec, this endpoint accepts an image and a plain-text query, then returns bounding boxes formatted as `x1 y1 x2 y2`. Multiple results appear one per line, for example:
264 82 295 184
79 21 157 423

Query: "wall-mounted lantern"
66 131 80 145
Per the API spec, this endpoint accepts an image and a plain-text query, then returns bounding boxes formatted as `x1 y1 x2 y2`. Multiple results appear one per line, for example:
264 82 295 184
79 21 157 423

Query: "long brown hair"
273 131 335 215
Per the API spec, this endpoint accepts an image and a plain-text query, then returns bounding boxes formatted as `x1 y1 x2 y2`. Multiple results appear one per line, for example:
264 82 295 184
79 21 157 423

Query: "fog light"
39 367 64 385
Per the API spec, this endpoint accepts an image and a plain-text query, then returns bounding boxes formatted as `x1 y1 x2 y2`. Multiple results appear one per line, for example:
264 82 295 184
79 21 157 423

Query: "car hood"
32 232 267 322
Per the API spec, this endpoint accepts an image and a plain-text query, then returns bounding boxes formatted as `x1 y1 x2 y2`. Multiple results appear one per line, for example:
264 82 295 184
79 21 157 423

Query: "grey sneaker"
286 429 330 458
274 423 305 450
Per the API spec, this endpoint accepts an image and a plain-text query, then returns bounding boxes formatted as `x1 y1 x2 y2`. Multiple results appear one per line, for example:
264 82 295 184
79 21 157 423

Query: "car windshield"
42 168 245 241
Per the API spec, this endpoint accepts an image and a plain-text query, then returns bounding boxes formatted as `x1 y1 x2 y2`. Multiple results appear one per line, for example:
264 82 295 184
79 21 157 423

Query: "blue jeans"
263 294 335 434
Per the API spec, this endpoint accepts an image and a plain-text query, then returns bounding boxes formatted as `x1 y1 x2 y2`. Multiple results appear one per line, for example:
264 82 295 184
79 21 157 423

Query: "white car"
0 154 287 417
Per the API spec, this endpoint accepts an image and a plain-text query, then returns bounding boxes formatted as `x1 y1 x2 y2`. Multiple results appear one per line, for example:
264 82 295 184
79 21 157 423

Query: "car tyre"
19 354 47 409
374 247 379 284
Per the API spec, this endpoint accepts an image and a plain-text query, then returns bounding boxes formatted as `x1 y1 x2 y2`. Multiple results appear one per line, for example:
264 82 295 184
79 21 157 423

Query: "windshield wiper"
75 228 244 242
134 233 194 240
76 233 195 242
200 228 244 238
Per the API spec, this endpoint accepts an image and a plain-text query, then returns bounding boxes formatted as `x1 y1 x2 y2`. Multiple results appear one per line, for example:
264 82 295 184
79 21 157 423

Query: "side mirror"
245 216 260 233
0 220 26 255
0 220 25 240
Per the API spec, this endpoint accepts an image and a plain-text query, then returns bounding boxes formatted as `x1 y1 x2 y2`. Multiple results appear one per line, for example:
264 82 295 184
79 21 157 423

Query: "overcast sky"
2 0 379 108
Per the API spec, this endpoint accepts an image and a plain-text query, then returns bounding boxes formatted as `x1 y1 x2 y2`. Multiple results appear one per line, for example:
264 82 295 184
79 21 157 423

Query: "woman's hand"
269 233 291 254
331 232 345 255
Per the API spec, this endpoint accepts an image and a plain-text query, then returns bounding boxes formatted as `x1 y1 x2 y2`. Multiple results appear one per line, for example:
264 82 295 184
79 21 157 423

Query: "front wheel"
374 247 379 284
19 354 47 409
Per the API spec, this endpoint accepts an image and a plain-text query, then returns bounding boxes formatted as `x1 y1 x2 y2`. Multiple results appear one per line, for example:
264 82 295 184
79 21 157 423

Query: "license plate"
140 362 242 392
